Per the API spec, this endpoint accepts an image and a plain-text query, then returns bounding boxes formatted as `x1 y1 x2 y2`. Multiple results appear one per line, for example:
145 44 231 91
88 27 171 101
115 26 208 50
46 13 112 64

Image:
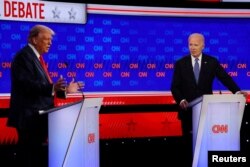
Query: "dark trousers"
180 109 193 167
16 114 48 167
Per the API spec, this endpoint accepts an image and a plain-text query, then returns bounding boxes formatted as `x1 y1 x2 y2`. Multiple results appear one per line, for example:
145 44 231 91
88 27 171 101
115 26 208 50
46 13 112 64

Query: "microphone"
61 62 84 167
77 81 85 99
216 78 223 94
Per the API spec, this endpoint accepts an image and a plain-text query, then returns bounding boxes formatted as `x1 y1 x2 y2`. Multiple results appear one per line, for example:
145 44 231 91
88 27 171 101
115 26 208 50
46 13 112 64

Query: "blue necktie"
194 58 200 83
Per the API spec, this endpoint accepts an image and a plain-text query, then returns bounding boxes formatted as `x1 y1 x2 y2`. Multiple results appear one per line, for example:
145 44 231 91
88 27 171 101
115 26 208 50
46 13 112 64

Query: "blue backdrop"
0 13 250 93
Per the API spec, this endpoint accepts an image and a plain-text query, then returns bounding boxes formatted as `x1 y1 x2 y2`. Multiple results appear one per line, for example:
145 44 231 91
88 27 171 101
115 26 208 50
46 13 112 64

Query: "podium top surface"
39 100 83 115
188 94 246 108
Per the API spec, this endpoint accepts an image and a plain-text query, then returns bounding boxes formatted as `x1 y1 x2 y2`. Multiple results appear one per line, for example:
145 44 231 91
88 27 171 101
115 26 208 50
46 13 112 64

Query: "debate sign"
0 0 86 24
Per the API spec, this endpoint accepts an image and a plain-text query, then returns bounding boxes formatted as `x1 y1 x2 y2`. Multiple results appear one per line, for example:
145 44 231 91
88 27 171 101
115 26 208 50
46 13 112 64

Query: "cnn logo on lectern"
88 133 95 143
212 124 228 133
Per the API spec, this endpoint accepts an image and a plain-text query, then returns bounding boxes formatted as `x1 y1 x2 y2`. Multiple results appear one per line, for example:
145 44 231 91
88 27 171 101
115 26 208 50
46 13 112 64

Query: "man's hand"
66 78 85 93
54 76 67 92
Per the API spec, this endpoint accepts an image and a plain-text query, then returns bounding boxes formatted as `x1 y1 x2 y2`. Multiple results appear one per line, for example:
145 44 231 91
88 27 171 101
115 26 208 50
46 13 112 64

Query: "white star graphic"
68 8 76 20
52 7 61 19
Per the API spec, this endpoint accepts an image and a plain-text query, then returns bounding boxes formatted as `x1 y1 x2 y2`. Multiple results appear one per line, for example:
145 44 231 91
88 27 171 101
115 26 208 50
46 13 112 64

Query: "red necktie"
39 56 53 84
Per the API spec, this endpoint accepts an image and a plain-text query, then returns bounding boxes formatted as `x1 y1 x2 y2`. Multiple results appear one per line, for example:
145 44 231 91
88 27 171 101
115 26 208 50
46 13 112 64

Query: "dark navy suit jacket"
7 45 54 129
171 54 240 119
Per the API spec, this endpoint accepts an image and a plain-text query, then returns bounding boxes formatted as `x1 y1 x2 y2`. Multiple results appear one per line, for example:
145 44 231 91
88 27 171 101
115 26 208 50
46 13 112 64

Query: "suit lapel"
185 56 197 85
34 57 47 78
27 46 51 84
198 56 209 85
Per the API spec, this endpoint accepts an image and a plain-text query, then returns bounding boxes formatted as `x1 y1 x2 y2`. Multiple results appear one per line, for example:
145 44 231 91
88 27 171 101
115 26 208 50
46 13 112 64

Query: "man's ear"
31 37 37 45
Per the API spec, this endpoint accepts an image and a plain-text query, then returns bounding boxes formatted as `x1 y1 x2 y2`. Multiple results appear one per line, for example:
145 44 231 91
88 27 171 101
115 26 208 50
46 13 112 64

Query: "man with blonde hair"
7 24 83 167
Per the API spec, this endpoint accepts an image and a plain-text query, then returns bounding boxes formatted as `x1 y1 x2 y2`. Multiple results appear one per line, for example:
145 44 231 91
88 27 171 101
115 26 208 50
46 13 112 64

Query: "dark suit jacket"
7 45 54 129
171 54 240 119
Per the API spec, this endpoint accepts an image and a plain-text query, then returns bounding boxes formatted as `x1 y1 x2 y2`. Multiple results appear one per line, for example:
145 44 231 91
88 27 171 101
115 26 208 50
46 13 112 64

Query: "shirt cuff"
180 99 186 104
52 84 55 96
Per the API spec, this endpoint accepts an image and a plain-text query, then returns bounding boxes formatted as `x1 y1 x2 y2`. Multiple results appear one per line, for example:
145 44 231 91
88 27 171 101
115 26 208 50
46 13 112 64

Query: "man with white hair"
171 32 247 166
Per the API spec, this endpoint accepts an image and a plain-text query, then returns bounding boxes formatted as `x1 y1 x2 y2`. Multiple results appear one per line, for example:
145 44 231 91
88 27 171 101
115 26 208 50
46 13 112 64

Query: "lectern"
189 95 246 167
39 98 103 167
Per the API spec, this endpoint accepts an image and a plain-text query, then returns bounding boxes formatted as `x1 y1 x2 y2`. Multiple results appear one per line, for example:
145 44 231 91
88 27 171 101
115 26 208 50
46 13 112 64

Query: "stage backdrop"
1 2 250 143
1 4 250 94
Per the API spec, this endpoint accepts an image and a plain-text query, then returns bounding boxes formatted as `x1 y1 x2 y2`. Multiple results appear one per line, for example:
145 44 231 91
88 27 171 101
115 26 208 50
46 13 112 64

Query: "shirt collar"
28 43 40 59
191 54 202 62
